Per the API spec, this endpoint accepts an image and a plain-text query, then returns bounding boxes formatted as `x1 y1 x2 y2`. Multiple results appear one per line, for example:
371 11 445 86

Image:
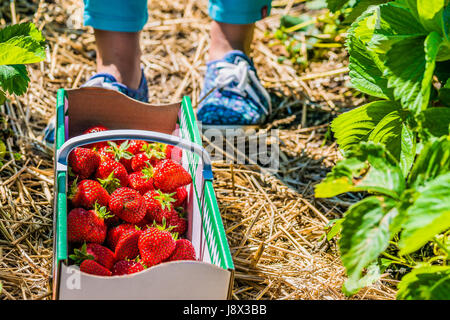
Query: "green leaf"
417 0 445 34
331 100 400 150
0 90 5 105
326 0 349 12
326 218 344 241
399 123 416 176
344 0 390 24
343 262 382 296
408 135 450 187
339 196 397 295
0 65 30 96
0 22 45 44
421 107 450 136
347 10 394 99
397 266 450 300
384 32 443 114
315 142 405 199
0 36 45 65
370 2 427 54
399 172 450 255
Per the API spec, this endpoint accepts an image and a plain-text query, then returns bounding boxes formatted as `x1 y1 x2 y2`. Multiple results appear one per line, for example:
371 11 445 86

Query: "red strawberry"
96 145 115 161
127 140 148 155
106 223 135 250
168 209 187 236
153 159 192 192
131 144 166 171
68 147 100 180
138 224 176 267
102 141 134 172
69 179 110 209
173 186 187 206
67 204 112 243
70 243 115 270
128 165 155 195
83 125 108 149
80 259 112 276
96 157 129 191
114 228 142 261
142 190 176 224
165 145 183 163
167 239 196 261
112 259 146 276
109 187 146 224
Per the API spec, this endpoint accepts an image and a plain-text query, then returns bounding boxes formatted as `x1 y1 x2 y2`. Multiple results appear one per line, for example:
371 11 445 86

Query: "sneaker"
197 50 271 126
43 68 149 146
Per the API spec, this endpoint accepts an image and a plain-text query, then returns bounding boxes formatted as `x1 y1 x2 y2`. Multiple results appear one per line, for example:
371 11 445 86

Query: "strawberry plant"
0 22 46 104
315 0 450 299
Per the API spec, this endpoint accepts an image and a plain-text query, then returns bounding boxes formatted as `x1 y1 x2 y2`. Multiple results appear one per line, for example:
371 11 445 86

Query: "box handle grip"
56 129 213 180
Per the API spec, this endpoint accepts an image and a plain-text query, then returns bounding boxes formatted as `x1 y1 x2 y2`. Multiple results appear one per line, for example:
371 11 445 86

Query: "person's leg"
197 0 272 126
83 0 147 91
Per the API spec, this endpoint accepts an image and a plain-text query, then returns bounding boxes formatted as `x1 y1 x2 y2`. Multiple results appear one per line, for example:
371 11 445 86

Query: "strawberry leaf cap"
69 242 95 265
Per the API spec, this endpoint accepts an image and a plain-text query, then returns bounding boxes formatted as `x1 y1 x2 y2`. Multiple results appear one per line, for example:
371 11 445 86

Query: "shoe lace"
212 60 272 115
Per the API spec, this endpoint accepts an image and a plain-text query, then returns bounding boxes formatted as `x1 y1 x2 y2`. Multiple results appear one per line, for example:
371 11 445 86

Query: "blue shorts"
83 0 272 32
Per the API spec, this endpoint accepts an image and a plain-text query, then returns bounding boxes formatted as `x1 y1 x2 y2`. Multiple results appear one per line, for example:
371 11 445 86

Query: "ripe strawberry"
68 147 100 180
168 209 187 236
102 141 134 172
167 239 196 261
127 140 148 155
96 157 129 191
114 228 142 261
173 186 187 206
142 190 176 224
70 243 116 270
138 224 176 267
80 259 112 276
96 145 115 161
128 165 155 195
153 159 192 192
112 259 146 276
69 179 110 209
109 187 146 224
106 223 135 250
83 125 108 149
164 145 183 163
67 204 112 243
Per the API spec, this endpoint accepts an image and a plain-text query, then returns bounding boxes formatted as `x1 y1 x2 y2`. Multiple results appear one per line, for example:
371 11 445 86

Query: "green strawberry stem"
69 242 95 265
98 171 121 194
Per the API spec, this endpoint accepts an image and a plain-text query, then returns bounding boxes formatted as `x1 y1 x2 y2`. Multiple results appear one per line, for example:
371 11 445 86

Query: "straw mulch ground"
0 0 397 299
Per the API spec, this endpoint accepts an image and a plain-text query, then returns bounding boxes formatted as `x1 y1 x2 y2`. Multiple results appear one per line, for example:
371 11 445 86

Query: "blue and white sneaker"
43 68 149 146
197 50 271 127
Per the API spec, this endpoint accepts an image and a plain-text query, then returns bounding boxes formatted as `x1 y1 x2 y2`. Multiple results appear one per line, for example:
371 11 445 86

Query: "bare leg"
209 21 255 61
94 29 142 90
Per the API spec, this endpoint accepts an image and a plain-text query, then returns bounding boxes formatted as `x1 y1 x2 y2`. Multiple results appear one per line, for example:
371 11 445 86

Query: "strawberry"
106 223 135 250
69 179 110 209
131 143 166 171
114 228 142 260
138 224 176 267
102 141 134 172
168 208 187 236
83 125 109 149
128 165 155 195
67 204 112 243
167 239 196 261
153 159 192 192
165 145 183 163
68 147 100 180
127 140 148 155
142 190 176 224
80 259 112 276
109 187 146 224
96 157 129 191
96 145 116 161
70 243 116 270
173 186 187 206
112 259 146 276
